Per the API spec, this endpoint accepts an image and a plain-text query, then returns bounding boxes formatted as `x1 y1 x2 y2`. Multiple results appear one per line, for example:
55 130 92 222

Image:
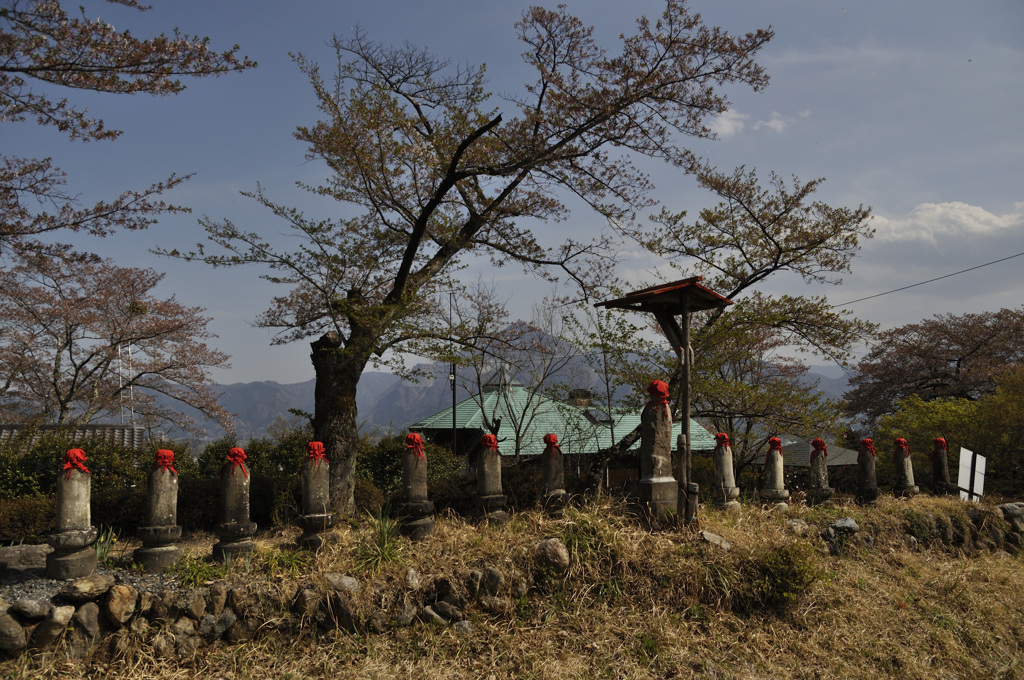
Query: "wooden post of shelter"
596 276 733 523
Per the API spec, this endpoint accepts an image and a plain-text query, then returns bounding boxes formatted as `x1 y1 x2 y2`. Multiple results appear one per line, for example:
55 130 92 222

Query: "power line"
832 250 1024 307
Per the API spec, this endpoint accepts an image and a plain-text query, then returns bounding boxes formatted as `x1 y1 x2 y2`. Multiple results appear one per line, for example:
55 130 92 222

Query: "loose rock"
11 597 50 620
432 600 464 622
535 538 570 574
391 601 417 627
293 588 320 617
480 567 504 597
419 605 447 625
178 590 208 620
478 596 510 615
700 531 732 551
785 519 810 536
31 605 74 649
152 632 175 659
324 573 360 595
998 503 1024 533
0 610 26 652
466 570 483 598
208 582 229 616
831 518 860 534
58 574 115 603
104 584 138 628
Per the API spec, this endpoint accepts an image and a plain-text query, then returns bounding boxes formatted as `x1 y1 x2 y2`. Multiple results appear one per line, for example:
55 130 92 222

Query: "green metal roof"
409 379 716 456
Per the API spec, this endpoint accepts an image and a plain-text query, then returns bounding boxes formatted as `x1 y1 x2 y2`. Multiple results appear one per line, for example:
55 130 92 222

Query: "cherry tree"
169 1 773 512
0 253 230 434
1 0 254 256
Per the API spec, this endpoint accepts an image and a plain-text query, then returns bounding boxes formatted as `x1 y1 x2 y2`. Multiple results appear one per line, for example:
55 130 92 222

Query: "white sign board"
957 446 986 502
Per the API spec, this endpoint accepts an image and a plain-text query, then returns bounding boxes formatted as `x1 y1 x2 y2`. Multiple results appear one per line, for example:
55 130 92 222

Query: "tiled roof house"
410 373 715 459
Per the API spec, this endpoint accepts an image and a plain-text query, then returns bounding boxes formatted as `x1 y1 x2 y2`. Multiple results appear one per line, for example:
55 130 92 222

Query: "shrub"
92 486 147 533
0 496 55 543
734 541 821 614
503 459 542 511
250 475 302 527
428 473 477 517
196 436 239 478
245 429 309 477
354 477 386 516
176 477 221 531
0 428 197 498
356 432 464 495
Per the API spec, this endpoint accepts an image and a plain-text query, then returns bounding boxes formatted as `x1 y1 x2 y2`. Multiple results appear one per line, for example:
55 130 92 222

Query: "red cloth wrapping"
810 438 828 464
644 380 671 419
715 432 730 448
62 448 90 479
227 447 249 478
306 441 329 466
930 437 947 461
859 438 876 461
893 438 910 463
155 449 177 474
481 434 499 452
405 433 426 461
766 436 783 464
543 433 562 458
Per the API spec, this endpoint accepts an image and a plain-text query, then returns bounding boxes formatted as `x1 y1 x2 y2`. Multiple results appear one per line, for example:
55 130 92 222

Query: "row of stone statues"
720 433 956 508
637 379 957 516
43 403 956 580
45 430 569 580
47 442 340 580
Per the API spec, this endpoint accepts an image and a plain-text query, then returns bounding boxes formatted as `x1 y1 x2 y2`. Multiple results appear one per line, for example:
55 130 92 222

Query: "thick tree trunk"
310 332 368 516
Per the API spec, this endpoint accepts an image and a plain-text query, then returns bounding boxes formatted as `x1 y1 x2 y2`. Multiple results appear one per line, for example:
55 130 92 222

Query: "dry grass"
4 495 1022 679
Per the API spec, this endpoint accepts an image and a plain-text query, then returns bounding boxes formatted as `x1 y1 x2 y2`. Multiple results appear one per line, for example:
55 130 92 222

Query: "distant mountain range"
188 364 850 444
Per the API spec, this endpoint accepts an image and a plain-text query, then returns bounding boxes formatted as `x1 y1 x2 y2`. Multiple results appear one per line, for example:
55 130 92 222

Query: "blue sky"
9 0 1024 385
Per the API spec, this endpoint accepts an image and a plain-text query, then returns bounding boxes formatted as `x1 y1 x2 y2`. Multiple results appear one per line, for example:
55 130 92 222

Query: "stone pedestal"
541 434 568 518
807 438 834 505
856 439 880 504
398 434 434 540
213 448 256 561
477 435 509 525
133 451 183 572
930 438 954 494
47 451 98 580
135 525 182 572
760 437 790 504
299 443 338 549
635 381 677 520
713 434 741 510
893 439 919 496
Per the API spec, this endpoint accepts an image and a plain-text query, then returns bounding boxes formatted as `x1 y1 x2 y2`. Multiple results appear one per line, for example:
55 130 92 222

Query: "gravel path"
0 536 216 606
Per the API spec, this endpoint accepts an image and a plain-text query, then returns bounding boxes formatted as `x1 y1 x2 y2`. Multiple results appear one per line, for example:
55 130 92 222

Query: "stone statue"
807 437 834 505
46 449 98 579
399 433 435 539
892 438 919 496
760 436 790 505
712 433 740 509
134 449 183 571
636 379 677 518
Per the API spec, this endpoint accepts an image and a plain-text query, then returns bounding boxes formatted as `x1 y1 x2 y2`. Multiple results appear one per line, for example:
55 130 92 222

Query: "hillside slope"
5 495 1021 678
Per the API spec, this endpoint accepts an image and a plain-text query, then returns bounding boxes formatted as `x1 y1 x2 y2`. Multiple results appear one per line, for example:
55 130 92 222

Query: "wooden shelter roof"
595 276 733 314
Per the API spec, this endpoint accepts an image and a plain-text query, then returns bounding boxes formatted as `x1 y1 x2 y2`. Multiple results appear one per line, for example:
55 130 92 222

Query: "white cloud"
713 109 806 137
873 202 1024 245
752 111 789 133
709 109 748 138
